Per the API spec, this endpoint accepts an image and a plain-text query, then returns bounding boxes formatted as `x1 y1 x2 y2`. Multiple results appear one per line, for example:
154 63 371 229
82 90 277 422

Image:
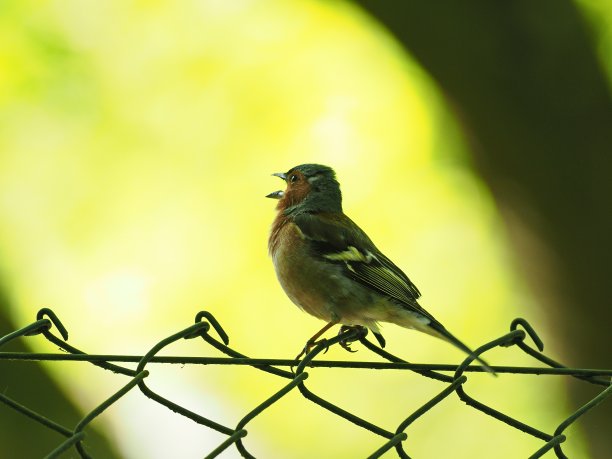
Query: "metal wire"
0 308 610 458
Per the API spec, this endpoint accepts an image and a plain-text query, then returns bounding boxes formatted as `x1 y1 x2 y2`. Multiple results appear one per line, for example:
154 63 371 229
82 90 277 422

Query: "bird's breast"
269 220 340 321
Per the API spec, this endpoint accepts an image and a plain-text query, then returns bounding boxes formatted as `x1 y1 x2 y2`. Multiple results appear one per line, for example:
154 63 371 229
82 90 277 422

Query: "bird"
267 163 494 373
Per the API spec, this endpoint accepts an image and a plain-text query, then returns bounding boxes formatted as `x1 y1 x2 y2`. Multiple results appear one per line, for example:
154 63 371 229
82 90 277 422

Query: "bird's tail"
428 322 497 376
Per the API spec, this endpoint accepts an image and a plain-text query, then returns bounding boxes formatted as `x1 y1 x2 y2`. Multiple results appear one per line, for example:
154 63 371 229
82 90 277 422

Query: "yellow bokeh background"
0 1 597 458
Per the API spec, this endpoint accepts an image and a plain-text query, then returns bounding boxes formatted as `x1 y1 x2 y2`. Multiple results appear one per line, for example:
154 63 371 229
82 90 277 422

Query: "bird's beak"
266 190 284 199
266 172 287 199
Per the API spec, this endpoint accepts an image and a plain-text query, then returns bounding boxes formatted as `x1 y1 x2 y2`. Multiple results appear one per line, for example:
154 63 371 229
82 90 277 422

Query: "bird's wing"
293 212 437 322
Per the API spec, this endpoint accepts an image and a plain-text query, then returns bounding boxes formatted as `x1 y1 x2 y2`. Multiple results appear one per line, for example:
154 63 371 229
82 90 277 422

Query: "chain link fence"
1 308 610 458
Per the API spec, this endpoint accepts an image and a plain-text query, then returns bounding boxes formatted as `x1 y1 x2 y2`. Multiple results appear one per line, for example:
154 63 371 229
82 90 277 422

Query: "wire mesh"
1 308 610 458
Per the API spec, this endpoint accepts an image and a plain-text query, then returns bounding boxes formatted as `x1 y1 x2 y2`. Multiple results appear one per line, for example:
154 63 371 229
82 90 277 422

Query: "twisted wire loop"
0 309 610 458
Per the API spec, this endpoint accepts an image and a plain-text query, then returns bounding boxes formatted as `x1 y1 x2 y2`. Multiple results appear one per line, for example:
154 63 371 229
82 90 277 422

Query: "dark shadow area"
354 1 612 457
0 289 121 458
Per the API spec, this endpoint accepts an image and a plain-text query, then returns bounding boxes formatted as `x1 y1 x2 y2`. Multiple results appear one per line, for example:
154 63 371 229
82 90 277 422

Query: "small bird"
267 163 493 372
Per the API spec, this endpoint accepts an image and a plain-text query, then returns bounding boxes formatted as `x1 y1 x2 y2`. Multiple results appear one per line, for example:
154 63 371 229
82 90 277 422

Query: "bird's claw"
337 325 367 354
294 337 329 362
339 340 357 353
292 324 380 373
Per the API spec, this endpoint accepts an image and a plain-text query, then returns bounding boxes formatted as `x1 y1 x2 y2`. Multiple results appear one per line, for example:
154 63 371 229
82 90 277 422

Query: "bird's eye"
289 174 298 183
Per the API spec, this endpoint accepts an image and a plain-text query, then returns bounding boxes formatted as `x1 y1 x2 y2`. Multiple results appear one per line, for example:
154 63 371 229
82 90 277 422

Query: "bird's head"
266 163 342 214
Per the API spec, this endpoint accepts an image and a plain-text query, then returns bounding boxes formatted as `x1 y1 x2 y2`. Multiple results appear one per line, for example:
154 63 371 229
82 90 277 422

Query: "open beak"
266 172 287 199
266 190 284 199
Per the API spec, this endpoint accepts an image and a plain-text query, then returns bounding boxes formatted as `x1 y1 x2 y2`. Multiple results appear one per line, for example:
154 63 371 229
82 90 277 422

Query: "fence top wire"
1 307 610 459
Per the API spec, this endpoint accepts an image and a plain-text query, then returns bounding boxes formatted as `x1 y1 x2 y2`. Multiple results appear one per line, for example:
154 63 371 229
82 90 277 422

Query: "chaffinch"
267 163 493 372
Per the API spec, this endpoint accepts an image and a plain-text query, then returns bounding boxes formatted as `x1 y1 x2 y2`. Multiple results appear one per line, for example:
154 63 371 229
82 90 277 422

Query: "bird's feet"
294 337 329 362
293 323 386 367
294 325 364 361
293 321 338 362
337 325 368 353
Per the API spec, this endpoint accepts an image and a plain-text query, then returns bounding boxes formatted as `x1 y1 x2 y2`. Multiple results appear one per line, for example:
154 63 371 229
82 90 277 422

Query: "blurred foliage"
1 0 607 457
578 0 612 84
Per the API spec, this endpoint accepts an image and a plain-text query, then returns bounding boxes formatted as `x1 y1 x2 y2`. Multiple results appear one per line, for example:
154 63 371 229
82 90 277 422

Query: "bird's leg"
295 321 338 361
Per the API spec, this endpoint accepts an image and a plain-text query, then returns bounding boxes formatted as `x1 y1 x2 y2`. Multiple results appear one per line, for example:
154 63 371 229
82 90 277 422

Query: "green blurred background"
1 0 610 458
